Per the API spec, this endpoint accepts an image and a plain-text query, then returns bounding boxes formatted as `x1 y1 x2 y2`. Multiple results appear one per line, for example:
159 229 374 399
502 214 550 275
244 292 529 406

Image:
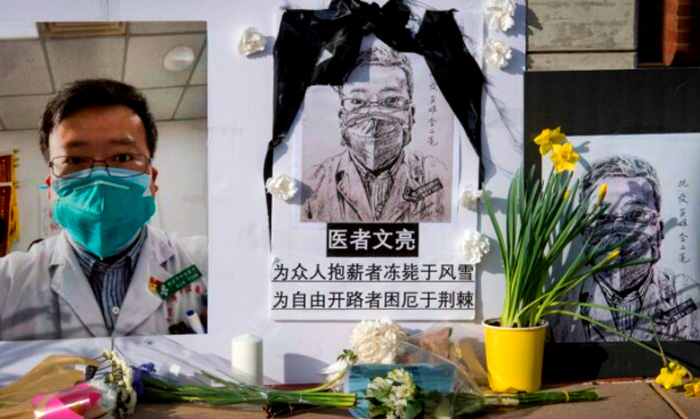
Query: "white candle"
231 333 263 386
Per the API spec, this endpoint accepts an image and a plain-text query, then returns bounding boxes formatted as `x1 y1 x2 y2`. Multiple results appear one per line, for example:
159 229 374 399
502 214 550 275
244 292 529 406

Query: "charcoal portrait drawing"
552 155 700 342
301 46 450 223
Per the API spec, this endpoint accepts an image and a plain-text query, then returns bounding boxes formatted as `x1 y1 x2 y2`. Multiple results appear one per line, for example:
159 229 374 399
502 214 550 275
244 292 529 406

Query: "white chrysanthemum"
459 188 484 209
462 230 490 265
351 318 407 364
238 27 266 56
265 174 298 201
482 39 512 69
484 0 516 32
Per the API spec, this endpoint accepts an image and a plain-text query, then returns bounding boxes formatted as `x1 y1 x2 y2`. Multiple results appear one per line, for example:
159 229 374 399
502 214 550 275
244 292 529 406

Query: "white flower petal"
482 39 512 69
484 0 516 33
459 188 484 209
238 27 267 56
350 318 406 364
462 230 490 265
320 359 348 375
266 174 298 201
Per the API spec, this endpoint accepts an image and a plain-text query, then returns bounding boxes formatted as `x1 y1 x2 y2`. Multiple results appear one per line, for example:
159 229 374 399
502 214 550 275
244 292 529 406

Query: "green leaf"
405 400 423 419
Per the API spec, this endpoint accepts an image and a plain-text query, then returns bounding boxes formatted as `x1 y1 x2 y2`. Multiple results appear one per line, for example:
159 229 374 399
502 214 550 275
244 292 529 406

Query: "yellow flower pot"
482 318 548 393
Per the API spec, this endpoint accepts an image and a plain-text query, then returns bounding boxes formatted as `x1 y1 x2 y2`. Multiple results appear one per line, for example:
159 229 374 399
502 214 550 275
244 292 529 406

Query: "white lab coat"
0 226 207 341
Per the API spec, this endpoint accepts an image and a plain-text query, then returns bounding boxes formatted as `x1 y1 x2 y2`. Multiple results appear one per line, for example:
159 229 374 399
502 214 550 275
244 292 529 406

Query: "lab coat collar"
112 226 175 336
49 227 177 337
49 231 110 337
336 151 373 221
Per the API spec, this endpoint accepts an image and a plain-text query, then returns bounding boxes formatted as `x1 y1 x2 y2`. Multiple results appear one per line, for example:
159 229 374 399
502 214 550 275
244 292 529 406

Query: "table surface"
132 380 698 419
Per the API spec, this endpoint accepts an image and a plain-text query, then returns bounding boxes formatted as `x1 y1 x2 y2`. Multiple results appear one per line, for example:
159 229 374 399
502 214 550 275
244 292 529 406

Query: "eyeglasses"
590 208 660 228
340 96 410 113
49 153 151 179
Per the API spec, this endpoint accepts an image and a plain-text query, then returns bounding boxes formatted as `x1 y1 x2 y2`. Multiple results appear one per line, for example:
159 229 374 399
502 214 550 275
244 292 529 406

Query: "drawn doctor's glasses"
584 207 661 235
49 153 151 179
340 95 411 114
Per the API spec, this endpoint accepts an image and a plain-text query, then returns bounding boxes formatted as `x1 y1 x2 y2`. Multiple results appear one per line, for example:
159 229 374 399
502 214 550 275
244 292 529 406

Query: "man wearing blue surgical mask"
0 79 207 340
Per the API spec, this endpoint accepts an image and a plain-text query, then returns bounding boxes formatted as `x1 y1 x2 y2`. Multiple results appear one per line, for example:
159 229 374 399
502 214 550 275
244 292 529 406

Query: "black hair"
39 78 157 161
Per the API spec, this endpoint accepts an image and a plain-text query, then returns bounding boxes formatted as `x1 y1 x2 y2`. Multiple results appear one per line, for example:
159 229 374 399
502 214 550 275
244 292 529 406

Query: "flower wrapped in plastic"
314 319 598 419
0 352 136 419
344 340 598 419
115 336 356 415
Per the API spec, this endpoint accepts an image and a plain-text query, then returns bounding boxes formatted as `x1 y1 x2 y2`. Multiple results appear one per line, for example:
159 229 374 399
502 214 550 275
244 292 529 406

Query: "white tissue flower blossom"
459 188 484 209
351 318 407 364
238 27 267 55
266 174 298 201
483 39 512 69
484 0 516 32
462 230 490 265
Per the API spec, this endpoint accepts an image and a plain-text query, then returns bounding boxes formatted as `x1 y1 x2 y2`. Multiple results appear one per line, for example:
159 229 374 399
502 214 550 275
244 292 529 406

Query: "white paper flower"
482 39 512 69
484 0 516 33
238 27 267 56
265 174 298 201
351 318 407 364
462 230 490 265
459 188 485 209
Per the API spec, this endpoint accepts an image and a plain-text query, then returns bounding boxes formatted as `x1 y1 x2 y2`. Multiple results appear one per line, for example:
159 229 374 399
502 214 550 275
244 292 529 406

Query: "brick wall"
639 0 698 67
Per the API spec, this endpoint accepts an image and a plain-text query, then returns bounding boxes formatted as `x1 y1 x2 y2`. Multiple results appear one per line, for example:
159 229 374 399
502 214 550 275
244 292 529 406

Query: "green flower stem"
298 370 347 393
483 388 599 406
141 374 357 409
543 309 665 361
483 164 642 329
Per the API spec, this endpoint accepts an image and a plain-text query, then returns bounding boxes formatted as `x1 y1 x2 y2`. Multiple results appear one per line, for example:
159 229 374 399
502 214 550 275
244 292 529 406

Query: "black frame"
525 68 700 381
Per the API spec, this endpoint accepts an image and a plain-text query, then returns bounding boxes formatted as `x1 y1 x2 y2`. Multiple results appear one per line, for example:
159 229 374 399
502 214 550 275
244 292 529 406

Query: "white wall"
151 119 208 238
0 118 207 253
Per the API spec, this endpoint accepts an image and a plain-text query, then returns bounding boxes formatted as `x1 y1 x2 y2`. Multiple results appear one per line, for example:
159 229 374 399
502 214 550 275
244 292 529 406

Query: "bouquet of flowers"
316 318 601 419
364 368 597 419
117 337 356 416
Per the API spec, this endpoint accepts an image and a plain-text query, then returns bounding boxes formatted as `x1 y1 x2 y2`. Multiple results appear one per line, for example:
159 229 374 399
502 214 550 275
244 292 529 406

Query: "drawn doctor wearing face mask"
303 47 449 223
0 79 208 341
552 155 700 342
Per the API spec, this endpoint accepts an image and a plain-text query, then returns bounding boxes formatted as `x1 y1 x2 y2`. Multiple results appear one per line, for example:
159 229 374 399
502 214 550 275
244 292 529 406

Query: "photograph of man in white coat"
0 79 207 340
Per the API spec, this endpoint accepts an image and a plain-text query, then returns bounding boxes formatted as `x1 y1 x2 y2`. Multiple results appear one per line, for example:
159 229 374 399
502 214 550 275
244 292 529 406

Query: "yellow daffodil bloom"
597 183 607 206
604 250 620 263
534 127 567 156
655 361 688 390
550 142 579 173
685 380 700 397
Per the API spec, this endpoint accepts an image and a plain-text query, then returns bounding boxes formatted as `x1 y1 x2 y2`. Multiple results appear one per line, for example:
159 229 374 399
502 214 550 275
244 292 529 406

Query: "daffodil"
604 250 620 263
550 142 579 173
685 380 700 397
533 127 566 156
596 183 607 207
655 361 688 390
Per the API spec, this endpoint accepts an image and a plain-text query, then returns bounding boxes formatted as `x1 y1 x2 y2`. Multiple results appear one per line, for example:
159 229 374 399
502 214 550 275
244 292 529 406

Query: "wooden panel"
528 0 637 52
528 51 636 71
